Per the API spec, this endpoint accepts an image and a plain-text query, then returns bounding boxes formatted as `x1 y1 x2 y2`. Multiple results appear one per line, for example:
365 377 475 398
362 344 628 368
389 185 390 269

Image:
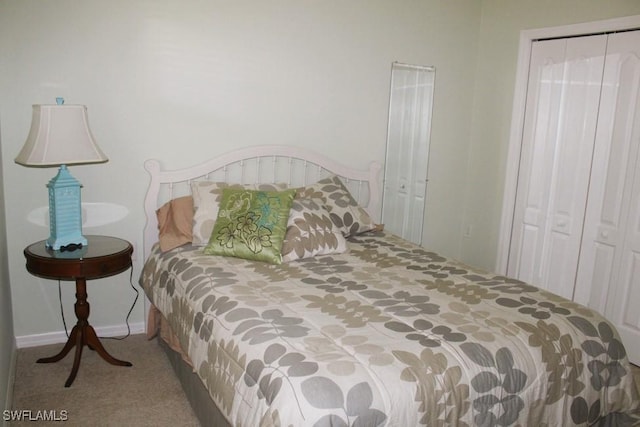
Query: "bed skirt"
149 305 231 427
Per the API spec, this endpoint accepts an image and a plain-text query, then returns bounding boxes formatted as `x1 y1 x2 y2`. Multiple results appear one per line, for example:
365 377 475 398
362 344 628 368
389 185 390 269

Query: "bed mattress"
140 231 640 426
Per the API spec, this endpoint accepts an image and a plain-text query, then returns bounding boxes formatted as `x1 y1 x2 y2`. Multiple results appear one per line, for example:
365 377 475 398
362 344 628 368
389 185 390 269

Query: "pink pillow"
156 196 194 252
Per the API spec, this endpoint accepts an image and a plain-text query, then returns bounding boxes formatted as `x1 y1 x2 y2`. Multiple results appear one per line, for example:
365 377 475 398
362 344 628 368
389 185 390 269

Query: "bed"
139 145 640 426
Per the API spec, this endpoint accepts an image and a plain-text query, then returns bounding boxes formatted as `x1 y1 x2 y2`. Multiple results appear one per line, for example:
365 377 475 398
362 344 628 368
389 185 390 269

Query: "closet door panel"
382 64 434 245
614 167 640 363
508 39 566 285
603 31 640 363
508 35 606 298
575 31 640 316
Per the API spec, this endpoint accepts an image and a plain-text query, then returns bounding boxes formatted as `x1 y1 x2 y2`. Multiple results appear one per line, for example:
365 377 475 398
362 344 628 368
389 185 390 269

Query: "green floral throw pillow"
204 188 296 264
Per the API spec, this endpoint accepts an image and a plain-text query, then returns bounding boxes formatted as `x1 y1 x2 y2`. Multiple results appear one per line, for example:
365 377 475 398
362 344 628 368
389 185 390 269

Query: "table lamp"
15 98 108 251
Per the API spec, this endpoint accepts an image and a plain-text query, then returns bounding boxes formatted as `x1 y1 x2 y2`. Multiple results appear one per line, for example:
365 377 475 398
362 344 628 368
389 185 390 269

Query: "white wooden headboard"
142 145 382 260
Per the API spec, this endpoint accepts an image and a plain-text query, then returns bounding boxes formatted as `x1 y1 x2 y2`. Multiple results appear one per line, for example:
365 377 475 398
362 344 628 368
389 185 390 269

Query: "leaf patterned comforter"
139 232 640 426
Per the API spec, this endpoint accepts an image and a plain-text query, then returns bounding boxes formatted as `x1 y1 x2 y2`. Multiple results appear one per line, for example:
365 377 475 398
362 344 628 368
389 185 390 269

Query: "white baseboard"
15 322 146 349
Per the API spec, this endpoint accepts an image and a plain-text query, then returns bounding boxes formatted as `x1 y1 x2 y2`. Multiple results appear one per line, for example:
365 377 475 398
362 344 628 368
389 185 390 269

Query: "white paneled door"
507 30 640 364
575 31 640 363
382 63 434 245
507 35 606 299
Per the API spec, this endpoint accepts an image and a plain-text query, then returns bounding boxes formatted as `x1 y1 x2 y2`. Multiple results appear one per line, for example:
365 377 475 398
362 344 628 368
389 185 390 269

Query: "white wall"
0 0 481 340
0 122 16 422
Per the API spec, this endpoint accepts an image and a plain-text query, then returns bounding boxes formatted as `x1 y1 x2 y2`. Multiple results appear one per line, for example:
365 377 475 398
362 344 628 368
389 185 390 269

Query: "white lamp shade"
15 104 108 166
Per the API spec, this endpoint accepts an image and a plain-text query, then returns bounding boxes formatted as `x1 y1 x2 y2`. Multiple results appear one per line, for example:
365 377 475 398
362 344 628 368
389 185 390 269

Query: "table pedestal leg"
37 278 132 387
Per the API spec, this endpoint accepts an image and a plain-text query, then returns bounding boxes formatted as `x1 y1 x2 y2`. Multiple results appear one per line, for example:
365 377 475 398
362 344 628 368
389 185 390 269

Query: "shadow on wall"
27 202 129 228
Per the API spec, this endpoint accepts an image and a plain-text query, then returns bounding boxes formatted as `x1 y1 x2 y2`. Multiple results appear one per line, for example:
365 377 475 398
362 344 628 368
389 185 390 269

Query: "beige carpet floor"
9 333 640 426
10 334 199 426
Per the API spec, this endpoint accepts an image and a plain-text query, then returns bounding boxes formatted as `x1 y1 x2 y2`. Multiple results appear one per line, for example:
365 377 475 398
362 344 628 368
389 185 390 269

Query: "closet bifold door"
574 30 640 364
507 34 607 300
382 63 434 245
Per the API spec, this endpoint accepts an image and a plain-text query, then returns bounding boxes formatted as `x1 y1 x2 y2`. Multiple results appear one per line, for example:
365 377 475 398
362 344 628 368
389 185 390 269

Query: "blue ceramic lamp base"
46 165 88 251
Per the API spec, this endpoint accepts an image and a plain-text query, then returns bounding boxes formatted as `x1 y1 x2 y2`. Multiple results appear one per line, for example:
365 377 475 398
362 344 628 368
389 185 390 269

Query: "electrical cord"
103 267 139 341
58 279 70 339
57 266 139 340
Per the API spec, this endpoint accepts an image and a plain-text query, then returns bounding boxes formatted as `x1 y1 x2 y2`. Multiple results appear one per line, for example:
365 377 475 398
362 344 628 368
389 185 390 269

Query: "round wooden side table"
23 235 134 387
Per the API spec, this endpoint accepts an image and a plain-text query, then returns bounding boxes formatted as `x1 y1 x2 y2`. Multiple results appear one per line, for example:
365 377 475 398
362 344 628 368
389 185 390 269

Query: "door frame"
496 14 640 273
